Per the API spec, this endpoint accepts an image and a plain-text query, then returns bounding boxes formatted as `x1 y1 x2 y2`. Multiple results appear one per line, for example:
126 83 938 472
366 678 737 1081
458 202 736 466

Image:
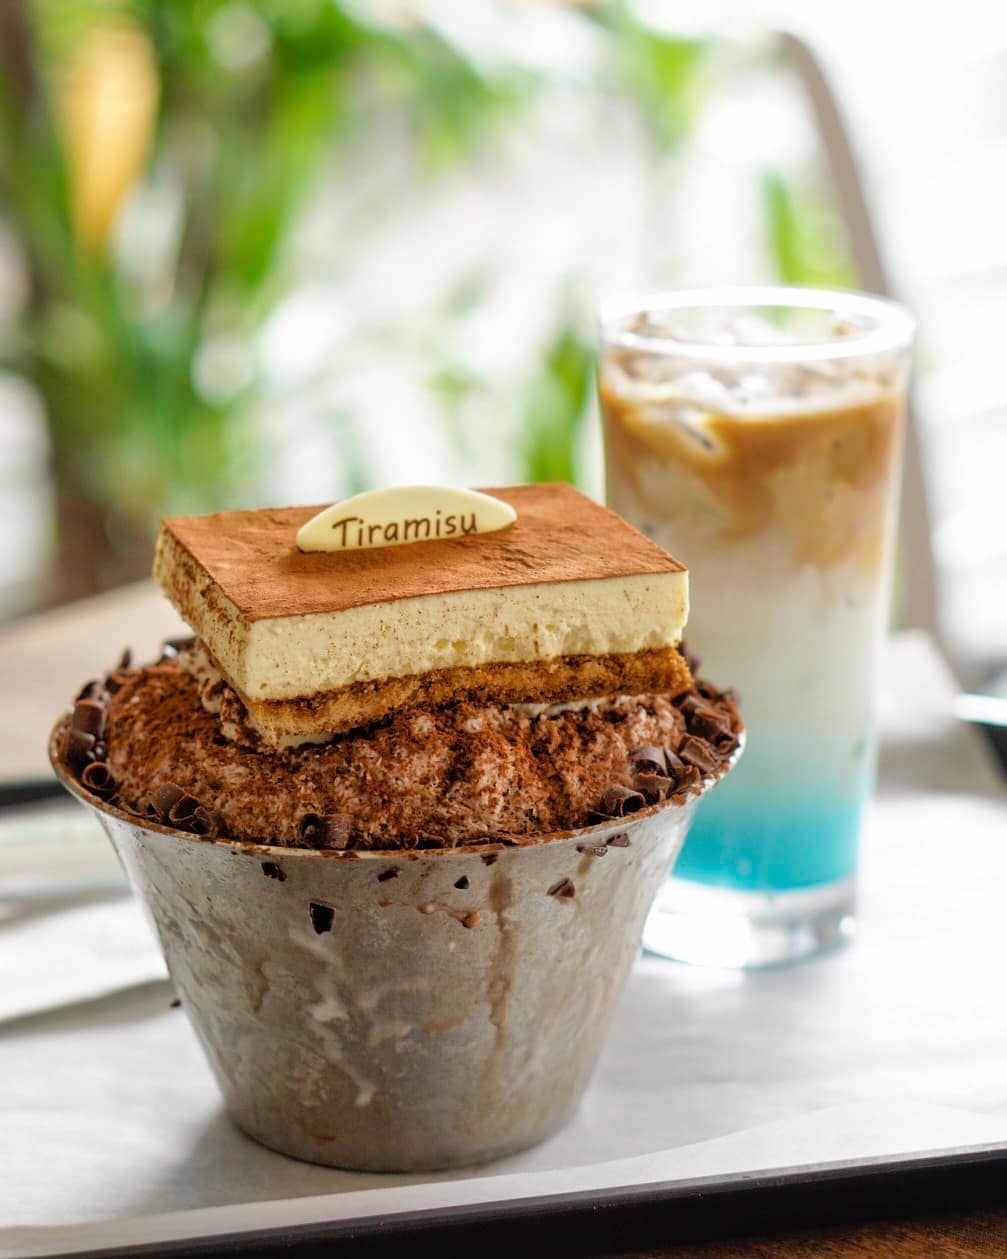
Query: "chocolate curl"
104 647 136 695
167 793 203 827
630 745 681 803
80 761 117 800
688 705 734 743
664 749 686 774
601 783 647 818
634 771 672 805
678 737 719 777
299 813 325 847
75 679 102 703
671 763 703 801
187 806 221 838
104 668 132 695
676 693 703 719
629 746 669 777
72 698 106 739
144 783 184 823
299 812 352 850
63 727 96 771
327 815 352 850
142 784 219 835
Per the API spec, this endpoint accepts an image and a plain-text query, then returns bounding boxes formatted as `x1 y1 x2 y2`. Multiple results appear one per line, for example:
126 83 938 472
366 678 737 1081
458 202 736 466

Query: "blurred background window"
0 0 1003 690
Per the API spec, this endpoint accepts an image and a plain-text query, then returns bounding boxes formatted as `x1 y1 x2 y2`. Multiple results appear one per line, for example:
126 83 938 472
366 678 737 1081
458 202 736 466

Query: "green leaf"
520 316 594 486
596 2 712 150
762 169 856 288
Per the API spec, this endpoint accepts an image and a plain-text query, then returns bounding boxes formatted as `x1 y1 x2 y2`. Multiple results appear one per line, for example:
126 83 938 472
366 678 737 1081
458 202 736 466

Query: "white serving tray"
3 634 1006 1257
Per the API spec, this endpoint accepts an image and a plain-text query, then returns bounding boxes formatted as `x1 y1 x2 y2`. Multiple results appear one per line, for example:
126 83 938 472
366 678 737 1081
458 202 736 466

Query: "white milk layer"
646 522 887 806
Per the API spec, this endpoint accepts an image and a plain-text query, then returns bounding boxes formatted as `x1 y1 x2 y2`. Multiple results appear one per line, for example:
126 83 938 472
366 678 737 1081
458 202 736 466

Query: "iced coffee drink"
599 289 914 966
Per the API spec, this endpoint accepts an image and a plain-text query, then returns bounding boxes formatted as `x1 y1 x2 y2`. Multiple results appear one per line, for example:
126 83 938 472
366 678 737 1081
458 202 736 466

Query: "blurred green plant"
0 0 523 597
521 310 595 486
762 170 856 288
597 7 712 150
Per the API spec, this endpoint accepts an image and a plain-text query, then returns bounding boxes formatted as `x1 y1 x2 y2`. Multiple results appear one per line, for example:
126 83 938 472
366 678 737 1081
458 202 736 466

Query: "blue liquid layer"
675 787 864 892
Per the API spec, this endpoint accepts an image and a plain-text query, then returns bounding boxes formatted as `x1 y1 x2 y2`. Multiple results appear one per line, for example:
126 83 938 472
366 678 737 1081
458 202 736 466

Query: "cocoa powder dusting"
65 655 740 851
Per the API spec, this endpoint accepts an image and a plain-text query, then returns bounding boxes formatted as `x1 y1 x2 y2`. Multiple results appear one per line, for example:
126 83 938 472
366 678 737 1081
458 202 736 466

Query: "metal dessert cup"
50 727 742 1173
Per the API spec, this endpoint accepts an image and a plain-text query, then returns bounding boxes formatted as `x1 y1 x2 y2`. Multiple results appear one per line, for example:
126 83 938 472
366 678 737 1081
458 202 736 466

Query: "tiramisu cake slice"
153 483 692 746
55 483 741 850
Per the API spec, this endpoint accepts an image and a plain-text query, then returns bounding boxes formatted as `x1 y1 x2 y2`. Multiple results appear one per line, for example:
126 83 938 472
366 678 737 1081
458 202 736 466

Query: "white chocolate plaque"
296 486 517 553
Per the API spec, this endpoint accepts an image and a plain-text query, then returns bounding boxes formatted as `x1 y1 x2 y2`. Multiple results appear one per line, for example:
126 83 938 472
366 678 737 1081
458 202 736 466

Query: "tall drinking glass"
599 288 914 967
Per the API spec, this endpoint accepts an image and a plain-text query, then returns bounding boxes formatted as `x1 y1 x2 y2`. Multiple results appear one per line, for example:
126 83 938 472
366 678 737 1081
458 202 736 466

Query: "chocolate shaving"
481 852 499 866
116 648 132 670
688 706 733 742
327 814 352 850
261 861 286 881
670 763 702 801
678 736 719 776
167 793 203 826
80 761 117 799
607 833 631 848
635 771 672 804
548 877 576 898
71 699 106 739
309 902 335 934
665 749 686 774
186 806 220 837
630 745 669 777
601 783 646 818
377 868 399 882
145 783 184 823
63 727 96 770
298 812 352 850
104 668 133 695
676 693 703 719
454 875 470 890
298 813 326 847
75 679 102 703
577 843 608 858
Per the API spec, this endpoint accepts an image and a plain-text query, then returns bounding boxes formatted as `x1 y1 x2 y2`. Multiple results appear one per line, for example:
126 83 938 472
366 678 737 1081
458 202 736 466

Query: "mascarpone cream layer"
160 545 688 702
